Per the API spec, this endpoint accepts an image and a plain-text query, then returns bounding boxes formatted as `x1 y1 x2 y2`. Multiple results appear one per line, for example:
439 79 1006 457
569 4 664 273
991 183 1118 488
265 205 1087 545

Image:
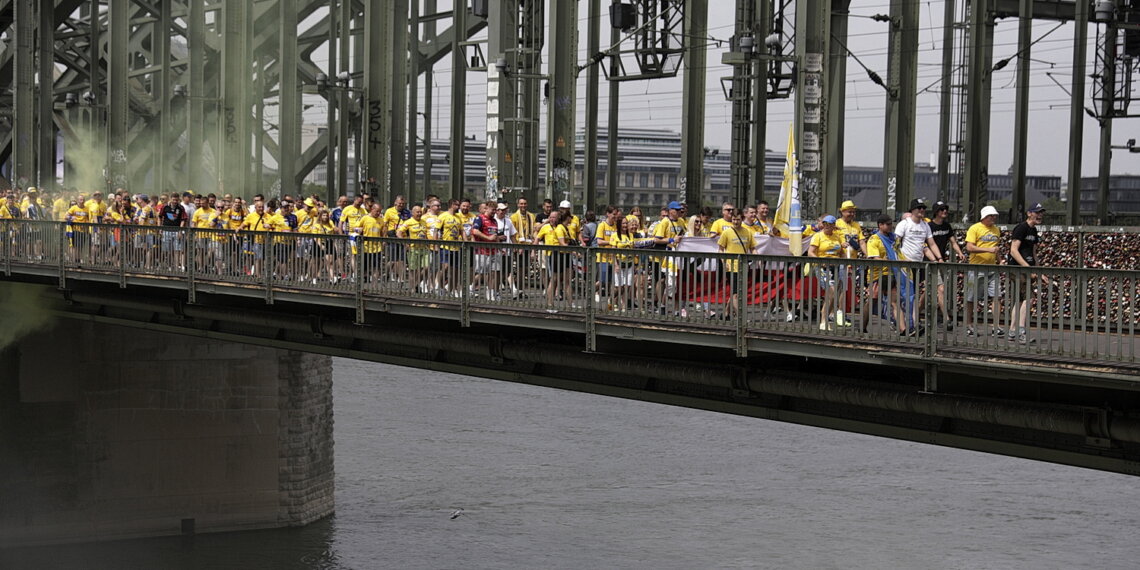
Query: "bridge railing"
2 220 1137 365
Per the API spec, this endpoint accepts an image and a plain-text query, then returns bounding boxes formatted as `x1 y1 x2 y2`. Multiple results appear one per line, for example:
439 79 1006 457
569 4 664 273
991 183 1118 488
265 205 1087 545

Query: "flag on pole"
773 124 803 255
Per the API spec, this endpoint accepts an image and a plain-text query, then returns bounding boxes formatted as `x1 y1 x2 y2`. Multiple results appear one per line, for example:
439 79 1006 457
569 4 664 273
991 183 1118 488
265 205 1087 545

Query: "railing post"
585 246 597 352
186 227 197 303
3 221 11 277
460 242 471 327
119 225 127 288
1077 231 1086 269
923 262 938 391
735 254 748 357
58 221 67 289
354 237 365 324
265 235 275 305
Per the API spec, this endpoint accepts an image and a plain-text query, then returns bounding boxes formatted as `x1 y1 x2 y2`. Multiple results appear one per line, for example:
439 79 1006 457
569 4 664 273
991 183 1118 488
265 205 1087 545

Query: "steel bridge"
3 1 1140 225
2 219 1139 476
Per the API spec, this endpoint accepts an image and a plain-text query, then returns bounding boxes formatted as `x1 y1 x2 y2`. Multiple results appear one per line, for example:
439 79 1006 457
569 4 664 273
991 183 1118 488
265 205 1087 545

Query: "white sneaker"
785 312 795 322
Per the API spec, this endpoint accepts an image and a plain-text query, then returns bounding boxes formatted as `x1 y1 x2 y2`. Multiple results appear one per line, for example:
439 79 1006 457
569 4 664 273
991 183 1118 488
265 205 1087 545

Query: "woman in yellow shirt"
307 209 341 284
807 215 848 331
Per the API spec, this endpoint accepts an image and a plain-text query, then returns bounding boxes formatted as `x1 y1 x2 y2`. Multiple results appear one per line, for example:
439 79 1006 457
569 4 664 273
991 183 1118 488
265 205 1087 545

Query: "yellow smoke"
0 283 54 352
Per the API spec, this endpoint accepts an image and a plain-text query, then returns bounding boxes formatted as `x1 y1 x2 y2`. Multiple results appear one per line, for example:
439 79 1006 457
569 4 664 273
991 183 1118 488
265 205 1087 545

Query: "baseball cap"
1027 203 1046 213
822 215 837 224
840 200 857 211
980 205 999 218
667 201 682 210
909 198 926 211
558 200 571 209
496 202 508 210
933 201 949 212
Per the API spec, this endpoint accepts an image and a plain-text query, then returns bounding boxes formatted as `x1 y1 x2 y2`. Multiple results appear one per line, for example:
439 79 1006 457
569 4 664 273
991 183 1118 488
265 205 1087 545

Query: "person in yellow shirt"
53 193 70 221
307 208 341 284
339 194 368 234
382 196 411 282
192 197 225 274
510 198 536 243
557 200 581 242
359 203 386 284
594 206 623 303
808 215 847 331
709 202 735 237
0 201 12 219
862 215 908 335
66 198 92 263
652 201 687 314
397 205 433 293
455 198 475 240
964 205 1004 337
241 201 273 276
624 206 645 235
434 199 464 295
535 210 572 313
717 209 756 320
835 200 866 257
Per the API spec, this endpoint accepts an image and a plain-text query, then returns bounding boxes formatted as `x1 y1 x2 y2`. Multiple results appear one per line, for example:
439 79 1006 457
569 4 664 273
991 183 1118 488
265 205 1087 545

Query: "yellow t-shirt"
134 205 157 226
717 225 756 272
242 211 272 244
709 218 733 236
652 218 686 248
437 212 463 251
596 220 620 262
809 230 846 259
53 198 69 221
340 204 367 231
866 233 895 280
86 200 108 223
0 204 11 219
835 218 862 256
310 220 337 235
359 215 385 253
192 206 219 229
455 211 476 239
397 217 431 249
564 215 581 241
67 204 90 231
535 223 570 253
224 208 246 230
511 211 536 242
382 207 406 235
965 222 1001 265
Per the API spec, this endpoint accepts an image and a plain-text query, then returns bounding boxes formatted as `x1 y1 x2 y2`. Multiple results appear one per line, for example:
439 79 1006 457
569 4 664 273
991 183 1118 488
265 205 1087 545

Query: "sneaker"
1018 334 1037 345
965 327 977 337
944 320 954 332
835 311 850 326
785 311 795 323
819 322 832 331
545 308 559 314
1007 329 1017 340
680 308 688 318
991 327 1006 337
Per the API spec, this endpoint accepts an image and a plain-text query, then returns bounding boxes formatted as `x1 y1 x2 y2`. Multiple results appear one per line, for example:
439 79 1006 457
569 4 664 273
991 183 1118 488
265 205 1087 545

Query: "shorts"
613 265 635 287
475 253 502 274
161 230 183 252
548 252 573 275
438 249 457 266
275 243 293 263
597 262 612 284
408 248 431 270
364 251 383 271
385 242 406 262
245 242 264 259
813 265 838 288
964 270 998 302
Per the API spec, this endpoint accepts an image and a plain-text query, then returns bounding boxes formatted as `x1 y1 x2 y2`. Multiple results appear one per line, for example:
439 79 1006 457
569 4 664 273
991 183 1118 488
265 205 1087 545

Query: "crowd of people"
0 185 1135 338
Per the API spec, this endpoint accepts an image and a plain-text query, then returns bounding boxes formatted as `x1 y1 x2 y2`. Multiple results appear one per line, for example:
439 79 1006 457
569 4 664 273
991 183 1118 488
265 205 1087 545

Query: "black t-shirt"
161 203 187 226
929 220 954 259
1007 222 1039 266
535 211 551 225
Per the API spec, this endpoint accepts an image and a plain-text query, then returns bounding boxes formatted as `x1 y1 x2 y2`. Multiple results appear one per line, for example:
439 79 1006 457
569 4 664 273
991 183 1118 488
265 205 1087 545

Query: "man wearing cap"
895 199 942 328
836 200 867 257
928 201 965 329
808 215 847 330
1007 203 1049 344
964 205 1004 337
652 201 688 314
557 200 581 241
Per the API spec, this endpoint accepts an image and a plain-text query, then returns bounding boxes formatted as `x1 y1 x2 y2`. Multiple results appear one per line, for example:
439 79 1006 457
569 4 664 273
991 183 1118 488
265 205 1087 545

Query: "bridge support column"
0 321 334 547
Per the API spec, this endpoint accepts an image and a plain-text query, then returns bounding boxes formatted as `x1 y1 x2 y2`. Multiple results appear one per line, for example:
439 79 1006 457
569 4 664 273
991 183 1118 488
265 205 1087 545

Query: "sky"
301 1 1137 182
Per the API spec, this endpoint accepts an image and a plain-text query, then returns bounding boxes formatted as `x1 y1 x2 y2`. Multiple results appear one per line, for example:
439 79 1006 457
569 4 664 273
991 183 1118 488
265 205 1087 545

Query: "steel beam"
606 51 620 207
155 0 172 193
423 0 437 199
448 2 466 200
221 0 252 197
362 2 389 200
485 0 518 203
547 0 578 208
964 0 995 219
337 0 352 202
681 0 708 212
188 0 206 193
826 0 850 213
751 0 769 206
13 0 34 187
408 0 420 204
882 0 918 218
390 0 409 204
108 0 130 191
1097 23 1117 226
36 0 55 187
937 0 956 204
1010 0 1033 221
728 0 756 208
279 0 300 198
794 0 830 219
1066 0 1087 224
584 0 601 209
326 1 338 199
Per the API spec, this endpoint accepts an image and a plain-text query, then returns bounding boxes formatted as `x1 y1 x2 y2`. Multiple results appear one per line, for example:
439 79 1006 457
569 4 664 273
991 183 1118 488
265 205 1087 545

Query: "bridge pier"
0 320 334 547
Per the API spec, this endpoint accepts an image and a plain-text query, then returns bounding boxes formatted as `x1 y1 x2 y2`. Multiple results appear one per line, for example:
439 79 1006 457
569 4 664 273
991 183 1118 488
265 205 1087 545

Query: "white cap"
558 200 571 209
980 205 999 219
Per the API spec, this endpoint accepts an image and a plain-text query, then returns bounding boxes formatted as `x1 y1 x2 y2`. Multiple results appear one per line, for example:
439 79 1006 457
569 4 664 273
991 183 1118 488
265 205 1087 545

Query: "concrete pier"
0 320 334 547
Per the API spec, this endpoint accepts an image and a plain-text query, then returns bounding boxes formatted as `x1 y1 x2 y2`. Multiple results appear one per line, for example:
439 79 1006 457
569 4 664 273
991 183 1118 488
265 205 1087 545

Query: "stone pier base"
0 320 334 547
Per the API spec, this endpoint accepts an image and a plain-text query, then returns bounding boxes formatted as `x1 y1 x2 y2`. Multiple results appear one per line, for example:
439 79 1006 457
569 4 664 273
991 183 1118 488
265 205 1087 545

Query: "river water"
4 358 1139 569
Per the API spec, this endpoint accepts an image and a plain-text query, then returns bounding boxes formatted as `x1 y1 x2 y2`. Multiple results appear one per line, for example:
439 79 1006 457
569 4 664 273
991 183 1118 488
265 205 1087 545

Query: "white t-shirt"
894 217 932 262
